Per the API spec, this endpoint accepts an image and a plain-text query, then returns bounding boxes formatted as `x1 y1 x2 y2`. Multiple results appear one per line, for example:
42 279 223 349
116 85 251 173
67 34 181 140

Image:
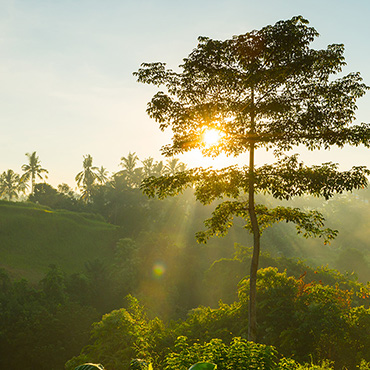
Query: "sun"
179 128 231 169
202 128 223 148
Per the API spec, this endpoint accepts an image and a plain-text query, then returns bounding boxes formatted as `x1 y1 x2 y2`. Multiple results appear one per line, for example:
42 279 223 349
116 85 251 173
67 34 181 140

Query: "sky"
0 0 369 188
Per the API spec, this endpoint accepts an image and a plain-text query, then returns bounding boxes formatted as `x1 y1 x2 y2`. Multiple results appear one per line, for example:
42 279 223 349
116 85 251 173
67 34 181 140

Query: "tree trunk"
31 173 35 195
247 88 261 342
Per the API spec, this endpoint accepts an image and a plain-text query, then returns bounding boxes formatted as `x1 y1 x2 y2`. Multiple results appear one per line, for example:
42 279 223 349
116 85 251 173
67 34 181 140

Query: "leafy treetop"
135 16 370 158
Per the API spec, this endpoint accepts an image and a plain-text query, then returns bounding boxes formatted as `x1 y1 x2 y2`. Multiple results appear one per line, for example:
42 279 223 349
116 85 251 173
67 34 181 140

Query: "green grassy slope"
0 201 121 282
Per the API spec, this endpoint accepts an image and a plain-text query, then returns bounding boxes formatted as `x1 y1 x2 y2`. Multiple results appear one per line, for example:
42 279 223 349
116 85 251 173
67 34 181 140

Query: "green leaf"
189 362 217 370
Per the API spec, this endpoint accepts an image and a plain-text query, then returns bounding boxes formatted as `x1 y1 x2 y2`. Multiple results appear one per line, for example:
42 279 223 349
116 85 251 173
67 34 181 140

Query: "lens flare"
152 262 166 279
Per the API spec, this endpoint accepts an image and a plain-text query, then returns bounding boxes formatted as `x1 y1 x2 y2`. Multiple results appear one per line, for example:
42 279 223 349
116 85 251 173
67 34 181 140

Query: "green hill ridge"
0 201 120 282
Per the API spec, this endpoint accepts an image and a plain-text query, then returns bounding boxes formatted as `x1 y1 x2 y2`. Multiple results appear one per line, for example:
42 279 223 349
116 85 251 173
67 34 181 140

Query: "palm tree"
163 158 186 175
18 175 29 195
141 157 165 177
97 166 110 185
120 152 139 173
117 152 142 187
21 151 48 194
141 157 156 178
154 160 164 176
75 154 99 201
0 169 25 200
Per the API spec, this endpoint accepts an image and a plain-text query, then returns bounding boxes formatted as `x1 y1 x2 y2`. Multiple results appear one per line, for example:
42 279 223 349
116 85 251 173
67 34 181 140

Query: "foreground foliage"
66 267 370 370
0 267 99 370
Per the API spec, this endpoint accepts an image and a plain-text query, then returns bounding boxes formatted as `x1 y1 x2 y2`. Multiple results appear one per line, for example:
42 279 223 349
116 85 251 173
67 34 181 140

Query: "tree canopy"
0 169 26 200
135 16 369 157
21 151 48 194
75 154 100 202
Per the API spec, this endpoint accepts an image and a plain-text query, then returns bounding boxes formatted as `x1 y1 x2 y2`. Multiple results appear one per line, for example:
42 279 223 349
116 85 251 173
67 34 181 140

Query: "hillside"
0 201 121 282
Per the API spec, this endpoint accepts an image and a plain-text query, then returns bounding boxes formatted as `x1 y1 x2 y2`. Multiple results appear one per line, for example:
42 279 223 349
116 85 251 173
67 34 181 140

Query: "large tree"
21 151 48 194
135 16 370 341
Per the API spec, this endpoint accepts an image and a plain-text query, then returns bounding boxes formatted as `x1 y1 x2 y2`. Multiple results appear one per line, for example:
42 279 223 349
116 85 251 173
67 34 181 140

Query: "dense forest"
0 150 369 369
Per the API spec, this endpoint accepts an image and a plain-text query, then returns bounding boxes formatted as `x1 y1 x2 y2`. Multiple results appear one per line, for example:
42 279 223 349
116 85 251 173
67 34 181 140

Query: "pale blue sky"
0 0 369 187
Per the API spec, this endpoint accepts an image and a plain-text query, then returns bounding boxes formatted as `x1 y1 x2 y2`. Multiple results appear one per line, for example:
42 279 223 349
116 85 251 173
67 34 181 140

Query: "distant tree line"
0 151 48 200
0 150 185 203
74 152 186 202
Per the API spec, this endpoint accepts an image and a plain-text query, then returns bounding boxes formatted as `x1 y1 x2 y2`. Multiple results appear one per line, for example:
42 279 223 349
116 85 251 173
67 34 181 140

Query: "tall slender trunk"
31 173 35 195
248 88 261 342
